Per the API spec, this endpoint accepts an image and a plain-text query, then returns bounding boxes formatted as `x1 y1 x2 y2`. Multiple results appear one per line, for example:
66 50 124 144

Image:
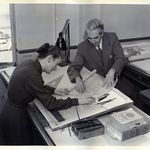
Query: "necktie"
97 45 103 60
97 45 102 52
97 46 105 75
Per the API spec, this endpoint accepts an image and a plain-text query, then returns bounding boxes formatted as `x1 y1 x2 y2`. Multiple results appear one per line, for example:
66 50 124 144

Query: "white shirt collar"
95 38 103 50
99 38 102 49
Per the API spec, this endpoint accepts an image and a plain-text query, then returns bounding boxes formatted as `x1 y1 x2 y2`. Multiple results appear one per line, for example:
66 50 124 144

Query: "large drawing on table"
34 66 133 131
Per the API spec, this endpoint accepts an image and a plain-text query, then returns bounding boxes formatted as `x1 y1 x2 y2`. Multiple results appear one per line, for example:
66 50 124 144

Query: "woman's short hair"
84 18 104 40
37 43 60 59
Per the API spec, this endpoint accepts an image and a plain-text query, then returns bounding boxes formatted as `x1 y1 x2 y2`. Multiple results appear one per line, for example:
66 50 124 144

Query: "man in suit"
67 18 127 93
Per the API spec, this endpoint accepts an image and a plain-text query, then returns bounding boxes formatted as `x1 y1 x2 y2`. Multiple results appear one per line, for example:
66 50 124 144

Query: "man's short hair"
84 18 104 40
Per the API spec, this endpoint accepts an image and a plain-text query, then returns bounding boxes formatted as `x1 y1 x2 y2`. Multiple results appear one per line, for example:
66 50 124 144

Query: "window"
0 4 13 64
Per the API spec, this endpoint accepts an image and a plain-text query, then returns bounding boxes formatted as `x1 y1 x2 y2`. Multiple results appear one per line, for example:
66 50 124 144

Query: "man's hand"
75 76 85 93
78 96 95 105
54 88 70 96
103 68 116 89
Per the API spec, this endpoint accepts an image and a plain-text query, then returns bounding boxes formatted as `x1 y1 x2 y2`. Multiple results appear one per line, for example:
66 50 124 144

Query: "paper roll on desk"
69 69 97 92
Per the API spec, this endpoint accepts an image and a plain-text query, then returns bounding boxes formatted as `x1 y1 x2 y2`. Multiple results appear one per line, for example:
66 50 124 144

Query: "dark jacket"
68 32 127 83
0 59 78 145
7 59 78 110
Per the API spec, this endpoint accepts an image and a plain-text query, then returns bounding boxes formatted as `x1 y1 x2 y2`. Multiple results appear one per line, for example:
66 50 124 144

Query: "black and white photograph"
1 1 150 147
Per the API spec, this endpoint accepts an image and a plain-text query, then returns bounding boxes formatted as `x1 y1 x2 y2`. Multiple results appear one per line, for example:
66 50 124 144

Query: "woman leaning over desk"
0 43 90 145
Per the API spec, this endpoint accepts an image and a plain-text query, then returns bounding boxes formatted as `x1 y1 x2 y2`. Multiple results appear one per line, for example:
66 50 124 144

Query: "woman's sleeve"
25 73 78 110
67 46 84 83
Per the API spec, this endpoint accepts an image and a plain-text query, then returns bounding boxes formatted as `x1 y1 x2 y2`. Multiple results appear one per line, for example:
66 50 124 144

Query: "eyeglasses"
87 32 103 40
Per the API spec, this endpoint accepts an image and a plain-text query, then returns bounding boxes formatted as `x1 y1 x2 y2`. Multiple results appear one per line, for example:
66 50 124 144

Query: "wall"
11 4 150 63
79 4 102 42
55 4 80 46
101 4 150 39
13 4 56 51
12 4 80 51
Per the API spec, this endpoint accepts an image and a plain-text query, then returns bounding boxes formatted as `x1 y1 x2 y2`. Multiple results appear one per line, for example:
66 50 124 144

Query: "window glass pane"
0 4 13 63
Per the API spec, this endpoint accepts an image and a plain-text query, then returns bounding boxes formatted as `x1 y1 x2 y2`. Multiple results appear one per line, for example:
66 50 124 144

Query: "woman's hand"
78 96 95 105
54 88 70 96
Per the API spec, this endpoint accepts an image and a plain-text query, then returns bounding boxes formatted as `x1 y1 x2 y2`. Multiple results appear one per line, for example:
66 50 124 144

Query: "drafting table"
123 59 150 89
1 66 150 146
121 40 150 89
27 103 150 146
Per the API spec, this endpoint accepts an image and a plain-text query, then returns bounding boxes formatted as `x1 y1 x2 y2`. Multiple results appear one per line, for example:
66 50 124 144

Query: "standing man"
67 18 127 93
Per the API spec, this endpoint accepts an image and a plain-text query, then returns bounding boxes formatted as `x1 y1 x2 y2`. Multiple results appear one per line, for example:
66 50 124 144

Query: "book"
111 108 144 126
106 108 150 141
